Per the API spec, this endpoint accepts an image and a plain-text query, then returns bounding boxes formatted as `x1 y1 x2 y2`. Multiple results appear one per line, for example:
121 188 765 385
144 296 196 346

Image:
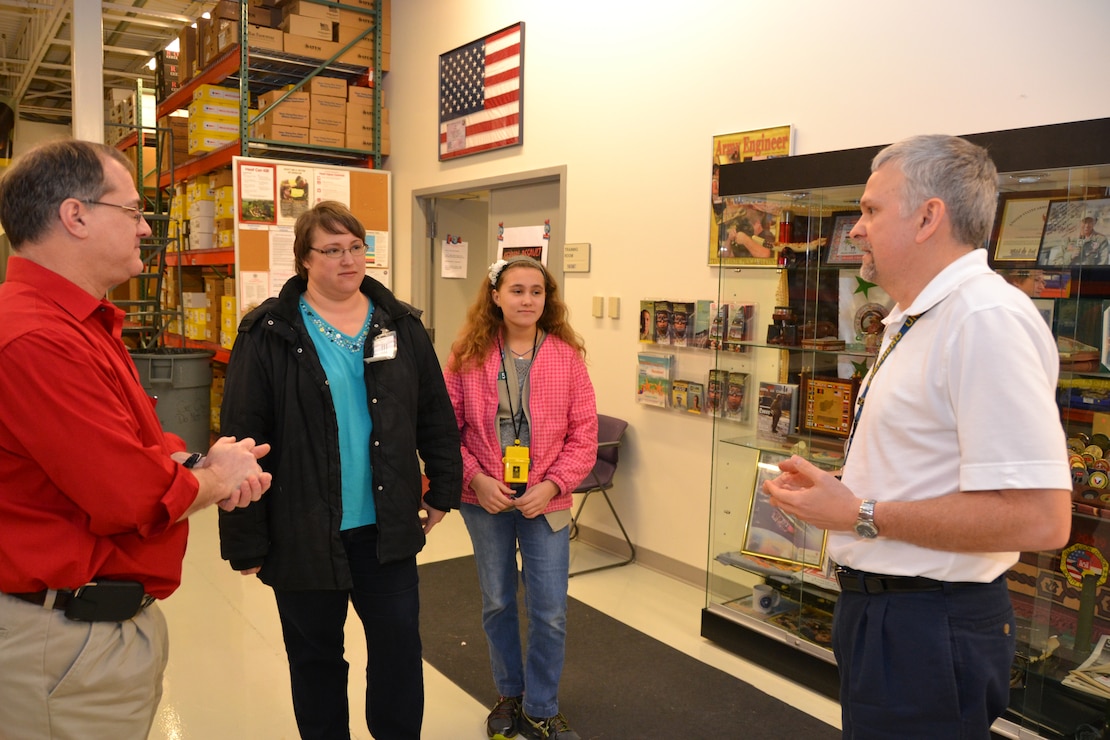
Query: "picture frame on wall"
1036 197 1110 268
741 453 826 567
708 126 793 267
824 213 863 265
438 23 524 161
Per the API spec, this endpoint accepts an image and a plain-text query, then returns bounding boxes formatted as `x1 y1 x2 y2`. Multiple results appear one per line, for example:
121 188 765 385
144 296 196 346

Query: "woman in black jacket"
219 201 462 740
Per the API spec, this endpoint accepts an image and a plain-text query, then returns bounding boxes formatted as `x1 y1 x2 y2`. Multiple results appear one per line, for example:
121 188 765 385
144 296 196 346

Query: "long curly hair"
447 257 586 372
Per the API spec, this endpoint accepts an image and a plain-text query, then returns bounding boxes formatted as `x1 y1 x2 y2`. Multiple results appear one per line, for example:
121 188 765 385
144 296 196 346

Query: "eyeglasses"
309 244 368 260
84 200 146 224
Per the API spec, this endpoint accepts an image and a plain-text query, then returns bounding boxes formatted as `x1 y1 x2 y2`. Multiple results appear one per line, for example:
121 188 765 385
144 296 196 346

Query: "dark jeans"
833 575 1014 739
273 524 423 740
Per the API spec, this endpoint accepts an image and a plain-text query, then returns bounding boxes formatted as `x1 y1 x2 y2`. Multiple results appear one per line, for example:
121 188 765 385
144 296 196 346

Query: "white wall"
4 1 1101 576
384 0 1110 575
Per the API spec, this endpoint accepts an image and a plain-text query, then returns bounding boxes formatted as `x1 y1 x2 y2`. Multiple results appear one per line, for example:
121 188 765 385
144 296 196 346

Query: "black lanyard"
497 331 538 444
843 311 925 461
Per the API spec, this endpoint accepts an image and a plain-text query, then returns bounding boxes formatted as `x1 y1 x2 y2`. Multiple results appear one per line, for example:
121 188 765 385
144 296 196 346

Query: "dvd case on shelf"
756 381 798 443
725 303 756 353
707 368 728 417
686 380 705 414
724 371 750 421
636 352 674 408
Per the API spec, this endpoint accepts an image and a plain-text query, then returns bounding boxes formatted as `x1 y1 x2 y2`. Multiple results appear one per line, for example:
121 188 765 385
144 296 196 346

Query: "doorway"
412 167 566 365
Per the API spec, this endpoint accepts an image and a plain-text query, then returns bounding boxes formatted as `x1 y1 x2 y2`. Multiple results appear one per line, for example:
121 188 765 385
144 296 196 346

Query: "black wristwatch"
854 499 879 539
183 452 205 469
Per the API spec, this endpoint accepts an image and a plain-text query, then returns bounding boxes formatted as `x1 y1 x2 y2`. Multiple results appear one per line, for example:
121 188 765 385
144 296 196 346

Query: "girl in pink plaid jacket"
444 256 596 740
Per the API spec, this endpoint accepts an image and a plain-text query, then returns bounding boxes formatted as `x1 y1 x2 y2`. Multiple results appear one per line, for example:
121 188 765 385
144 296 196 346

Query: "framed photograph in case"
742 452 826 567
824 213 863 265
1036 197 1110 268
989 191 1057 266
800 373 859 439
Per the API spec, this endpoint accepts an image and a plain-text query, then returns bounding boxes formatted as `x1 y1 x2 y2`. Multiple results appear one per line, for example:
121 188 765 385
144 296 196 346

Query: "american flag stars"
439 42 486 121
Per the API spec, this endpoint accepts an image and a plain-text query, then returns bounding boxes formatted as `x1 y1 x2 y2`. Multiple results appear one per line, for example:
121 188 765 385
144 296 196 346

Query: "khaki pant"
0 592 168 740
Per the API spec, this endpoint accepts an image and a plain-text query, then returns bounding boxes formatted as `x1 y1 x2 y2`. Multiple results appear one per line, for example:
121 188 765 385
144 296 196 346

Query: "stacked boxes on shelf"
347 85 388 154
308 76 347 147
280 0 390 71
254 86 311 144
220 294 238 351
211 168 236 248
186 175 216 250
187 84 241 155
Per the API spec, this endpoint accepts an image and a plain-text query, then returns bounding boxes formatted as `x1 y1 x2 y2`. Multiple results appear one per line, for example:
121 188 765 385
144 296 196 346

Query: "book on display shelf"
756 381 798 443
636 352 674 408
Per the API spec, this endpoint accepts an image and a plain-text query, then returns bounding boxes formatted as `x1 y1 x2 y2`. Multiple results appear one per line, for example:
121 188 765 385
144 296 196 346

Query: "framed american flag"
438 22 524 161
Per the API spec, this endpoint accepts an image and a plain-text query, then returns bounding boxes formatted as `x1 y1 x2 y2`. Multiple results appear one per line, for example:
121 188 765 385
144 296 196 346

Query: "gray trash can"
131 348 214 452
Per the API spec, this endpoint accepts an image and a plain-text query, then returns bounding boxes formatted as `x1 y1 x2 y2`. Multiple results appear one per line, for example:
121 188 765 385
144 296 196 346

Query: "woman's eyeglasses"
309 244 369 260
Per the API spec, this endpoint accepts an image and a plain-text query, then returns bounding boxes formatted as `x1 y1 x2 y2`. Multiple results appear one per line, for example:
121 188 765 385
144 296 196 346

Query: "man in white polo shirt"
764 134 1072 738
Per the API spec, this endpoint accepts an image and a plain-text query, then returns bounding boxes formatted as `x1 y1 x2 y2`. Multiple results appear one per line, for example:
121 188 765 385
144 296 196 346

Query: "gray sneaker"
486 695 521 739
519 711 580 740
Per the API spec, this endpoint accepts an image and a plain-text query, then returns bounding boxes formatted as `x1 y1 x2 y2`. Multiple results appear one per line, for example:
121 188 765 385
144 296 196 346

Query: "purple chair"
569 414 634 577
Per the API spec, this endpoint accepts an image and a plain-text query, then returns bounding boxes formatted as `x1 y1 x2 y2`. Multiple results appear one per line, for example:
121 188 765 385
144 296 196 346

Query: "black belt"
5 586 156 621
9 589 76 610
836 567 946 594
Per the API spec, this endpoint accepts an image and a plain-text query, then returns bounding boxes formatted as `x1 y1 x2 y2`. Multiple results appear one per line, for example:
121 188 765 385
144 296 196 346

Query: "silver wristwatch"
854 499 879 539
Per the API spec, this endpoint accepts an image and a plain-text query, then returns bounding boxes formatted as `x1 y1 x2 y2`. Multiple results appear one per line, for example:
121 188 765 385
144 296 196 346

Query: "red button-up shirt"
0 257 198 599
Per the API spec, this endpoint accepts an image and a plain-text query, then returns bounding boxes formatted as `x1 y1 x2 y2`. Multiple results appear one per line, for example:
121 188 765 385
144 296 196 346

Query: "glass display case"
701 118 1110 739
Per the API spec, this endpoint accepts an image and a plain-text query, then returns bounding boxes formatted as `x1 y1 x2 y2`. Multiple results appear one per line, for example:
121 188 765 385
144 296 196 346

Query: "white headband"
488 256 545 287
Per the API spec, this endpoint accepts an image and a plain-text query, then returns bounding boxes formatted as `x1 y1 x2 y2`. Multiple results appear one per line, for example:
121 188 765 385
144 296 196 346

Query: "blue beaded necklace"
300 296 372 354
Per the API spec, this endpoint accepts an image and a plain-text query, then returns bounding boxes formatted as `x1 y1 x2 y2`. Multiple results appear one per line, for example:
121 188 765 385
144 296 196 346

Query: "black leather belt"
836 567 945 594
5 587 156 620
9 589 76 610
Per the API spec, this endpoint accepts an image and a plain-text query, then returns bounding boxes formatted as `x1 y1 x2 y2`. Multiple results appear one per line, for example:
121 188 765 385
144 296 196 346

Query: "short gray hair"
872 134 998 248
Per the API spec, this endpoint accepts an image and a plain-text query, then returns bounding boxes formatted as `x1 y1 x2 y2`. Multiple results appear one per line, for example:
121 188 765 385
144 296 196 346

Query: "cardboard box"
310 76 348 98
311 95 346 117
260 106 311 128
187 99 240 122
188 116 240 137
251 120 310 145
193 83 240 105
195 17 212 69
240 24 283 52
210 168 234 189
348 85 375 103
178 24 197 80
211 0 280 27
346 123 389 153
345 100 387 122
282 13 336 42
258 88 310 112
282 33 344 61
337 24 390 53
310 129 345 148
282 0 340 21
309 112 345 133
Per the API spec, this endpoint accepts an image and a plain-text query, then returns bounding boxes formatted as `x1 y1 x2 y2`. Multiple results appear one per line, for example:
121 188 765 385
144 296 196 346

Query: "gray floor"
150 508 839 739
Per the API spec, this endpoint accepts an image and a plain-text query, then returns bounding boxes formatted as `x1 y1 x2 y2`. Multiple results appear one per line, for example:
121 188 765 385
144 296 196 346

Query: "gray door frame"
410 166 567 345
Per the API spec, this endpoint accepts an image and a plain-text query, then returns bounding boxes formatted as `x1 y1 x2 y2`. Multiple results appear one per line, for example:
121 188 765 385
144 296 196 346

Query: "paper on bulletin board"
269 227 296 297
276 164 312 226
314 168 351 205
498 225 548 265
239 271 269 314
238 162 277 225
441 240 468 278
365 230 389 268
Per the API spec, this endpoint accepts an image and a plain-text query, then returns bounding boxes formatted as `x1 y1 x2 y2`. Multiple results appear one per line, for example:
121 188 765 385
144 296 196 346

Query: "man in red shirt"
0 139 273 738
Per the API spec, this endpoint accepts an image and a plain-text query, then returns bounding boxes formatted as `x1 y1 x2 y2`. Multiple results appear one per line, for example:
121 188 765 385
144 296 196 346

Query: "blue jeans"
833 575 1015 739
273 524 422 740
460 503 570 718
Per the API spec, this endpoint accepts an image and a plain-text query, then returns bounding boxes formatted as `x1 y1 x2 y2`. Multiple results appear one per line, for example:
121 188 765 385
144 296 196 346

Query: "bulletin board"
232 156 391 316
